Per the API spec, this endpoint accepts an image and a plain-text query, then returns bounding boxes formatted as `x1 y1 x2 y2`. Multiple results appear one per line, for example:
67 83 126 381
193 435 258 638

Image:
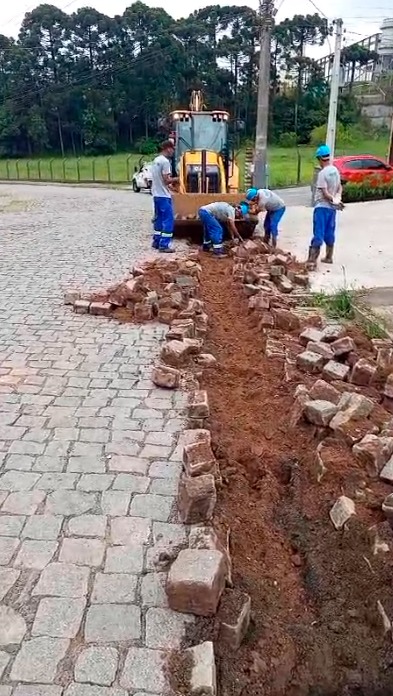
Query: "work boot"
306 246 320 270
321 245 334 264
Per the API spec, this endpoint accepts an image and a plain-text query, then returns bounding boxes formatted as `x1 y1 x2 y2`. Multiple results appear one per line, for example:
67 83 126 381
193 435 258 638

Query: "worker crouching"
198 202 248 255
245 187 286 248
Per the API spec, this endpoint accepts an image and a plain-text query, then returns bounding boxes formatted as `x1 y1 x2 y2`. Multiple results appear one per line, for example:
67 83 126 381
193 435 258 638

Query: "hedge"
343 180 393 203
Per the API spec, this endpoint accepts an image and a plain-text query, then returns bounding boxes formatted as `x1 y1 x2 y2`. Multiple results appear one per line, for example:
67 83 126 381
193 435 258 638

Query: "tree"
341 45 378 90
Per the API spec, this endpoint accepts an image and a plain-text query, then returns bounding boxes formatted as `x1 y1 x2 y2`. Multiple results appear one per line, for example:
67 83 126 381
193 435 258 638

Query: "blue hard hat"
246 188 258 201
316 144 331 159
239 202 249 216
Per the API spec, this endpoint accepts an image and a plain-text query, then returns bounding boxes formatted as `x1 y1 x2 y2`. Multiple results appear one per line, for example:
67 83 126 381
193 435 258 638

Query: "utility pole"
388 112 393 166
253 0 275 189
326 18 343 159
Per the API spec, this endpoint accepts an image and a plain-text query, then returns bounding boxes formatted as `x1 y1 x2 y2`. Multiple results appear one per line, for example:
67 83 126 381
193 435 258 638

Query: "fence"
0 156 138 185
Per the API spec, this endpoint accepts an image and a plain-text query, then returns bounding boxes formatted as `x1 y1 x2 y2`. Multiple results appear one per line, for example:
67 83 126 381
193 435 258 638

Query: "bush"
343 180 393 203
278 132 298 148
310 122 354 148
135 137 159 156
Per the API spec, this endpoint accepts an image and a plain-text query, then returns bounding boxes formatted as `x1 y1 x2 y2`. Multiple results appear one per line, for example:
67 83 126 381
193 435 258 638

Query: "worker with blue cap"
198 201 248 255
307 144 343 267
245 186 286 248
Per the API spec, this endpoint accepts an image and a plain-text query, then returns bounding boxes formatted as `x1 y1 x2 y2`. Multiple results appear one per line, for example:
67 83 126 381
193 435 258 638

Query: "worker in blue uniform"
308 144 343 266
198 202 249 255
245 187 286 248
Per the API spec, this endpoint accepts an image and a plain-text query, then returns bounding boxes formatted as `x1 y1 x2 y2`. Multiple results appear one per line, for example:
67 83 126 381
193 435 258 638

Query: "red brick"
89 302 112 317
177 474 217 524
306 342 334 361
64 290 80 305
276 277 293 294
321 324 345 343
183 441 216 477
218 589 251 650
271 308 300 332
331 336 356 357
166 549 226 616
350 358 377 387
157 307 178 324
377 348 393 371
309 379 341 404
296 350 324 374
108 283 129 307
299 327 324 346
161 340 192 367
353 434 393 475
124 277 145 302
151 364 180 389
258 313 275 330
134 302 153 322
322 360 350 382
294 273 309 288
74 300 90 315
188 391 209 419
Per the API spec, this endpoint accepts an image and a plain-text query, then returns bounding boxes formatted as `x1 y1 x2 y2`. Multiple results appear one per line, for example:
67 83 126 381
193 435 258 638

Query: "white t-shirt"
314 165 341 209
200 202 235 222
257 189 285 212
151 154 171 198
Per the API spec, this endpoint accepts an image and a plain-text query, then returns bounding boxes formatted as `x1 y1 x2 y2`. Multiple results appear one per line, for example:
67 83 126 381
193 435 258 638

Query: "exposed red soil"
198 254 393 696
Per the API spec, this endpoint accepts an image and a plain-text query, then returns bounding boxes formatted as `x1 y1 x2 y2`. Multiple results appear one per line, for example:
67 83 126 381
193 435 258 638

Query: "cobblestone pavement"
0 184 189 695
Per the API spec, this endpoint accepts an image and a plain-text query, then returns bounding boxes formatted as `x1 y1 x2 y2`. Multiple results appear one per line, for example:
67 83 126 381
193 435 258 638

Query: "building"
315 17 393 86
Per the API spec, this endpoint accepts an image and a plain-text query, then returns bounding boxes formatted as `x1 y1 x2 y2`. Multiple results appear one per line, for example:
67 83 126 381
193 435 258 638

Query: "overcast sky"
1 0 391 56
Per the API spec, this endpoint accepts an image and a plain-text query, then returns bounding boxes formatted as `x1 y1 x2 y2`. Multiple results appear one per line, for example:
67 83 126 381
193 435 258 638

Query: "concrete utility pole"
388 113 393 166
326 18 343 159
253 0 275 189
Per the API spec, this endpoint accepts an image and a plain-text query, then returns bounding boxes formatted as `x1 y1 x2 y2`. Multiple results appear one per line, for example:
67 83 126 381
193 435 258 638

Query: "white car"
132 161 153 193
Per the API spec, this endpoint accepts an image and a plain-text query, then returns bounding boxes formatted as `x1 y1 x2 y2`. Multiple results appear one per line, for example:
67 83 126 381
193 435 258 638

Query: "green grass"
0 135 389 188
304 287 389 338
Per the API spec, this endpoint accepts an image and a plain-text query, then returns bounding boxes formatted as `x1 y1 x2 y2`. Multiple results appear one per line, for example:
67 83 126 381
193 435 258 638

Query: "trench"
196 253 393 696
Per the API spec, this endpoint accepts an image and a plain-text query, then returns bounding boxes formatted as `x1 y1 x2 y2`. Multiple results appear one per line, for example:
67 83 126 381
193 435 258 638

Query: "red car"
333 155 393 185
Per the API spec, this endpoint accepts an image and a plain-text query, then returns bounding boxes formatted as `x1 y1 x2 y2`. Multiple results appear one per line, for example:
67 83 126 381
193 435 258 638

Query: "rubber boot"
306 246 320 270
271 236 277 250
263 232 271 246
321 245 334 264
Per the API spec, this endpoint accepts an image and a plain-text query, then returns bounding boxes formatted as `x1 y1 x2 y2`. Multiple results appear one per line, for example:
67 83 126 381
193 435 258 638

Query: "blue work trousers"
152 196 174 250
198 209 224 255
311 207 336 248
264 206 286 239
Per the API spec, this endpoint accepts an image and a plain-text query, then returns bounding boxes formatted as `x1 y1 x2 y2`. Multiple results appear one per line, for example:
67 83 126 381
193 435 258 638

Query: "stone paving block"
14 540 58 570
33 457 65 473
68 515 107 538
75 646 118 686
84 604 141 642
45 491 97 516
10 636 70 683
107 456 148 474
65 685 126 696
91 573 137 604
77 474 114 492
72 443 103 457
32 598 85 638
0 568 20 600
145 607 192 649
100 492 130 516
149 478 179 496
0 605 27 645
0 651 10 679
0 471 41 490
22 516 63 540
140 444 172 459
120 647 166 692
2 491 46 515
111 474 149 492
13 687 63 696
0 515 26 537
35 473 78 490
130 494 174 522
60 538 105 566
105 545 144 574
149 461 182 479
0 491 8 507
33 563 90 597
80 429 109 444
0 537 19 565
67 457 106 474
110 517 151 545
141 573 168 608
5 454 35 471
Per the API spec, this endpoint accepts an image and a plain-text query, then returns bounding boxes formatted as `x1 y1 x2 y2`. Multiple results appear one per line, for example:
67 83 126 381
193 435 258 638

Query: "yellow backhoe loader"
169 91 255 238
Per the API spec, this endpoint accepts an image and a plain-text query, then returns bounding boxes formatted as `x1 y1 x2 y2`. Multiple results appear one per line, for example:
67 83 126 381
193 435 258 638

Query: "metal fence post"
76 158 81 182
38 160 42 180
62 159 67 181
50 159 54 181
16 160 20 180
126 155 132 182
107 156 112 182
6 161 10 180
92 159 96 182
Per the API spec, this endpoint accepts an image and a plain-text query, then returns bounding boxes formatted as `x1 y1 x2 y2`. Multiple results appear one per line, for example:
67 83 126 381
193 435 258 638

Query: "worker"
198 202 248 255
245 187 286 247
151 140 179 253
308 144 343 266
